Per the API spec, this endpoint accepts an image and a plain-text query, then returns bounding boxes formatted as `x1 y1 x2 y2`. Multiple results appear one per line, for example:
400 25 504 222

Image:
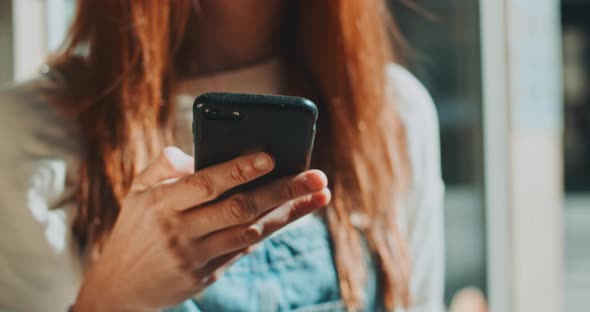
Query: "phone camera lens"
204 109 218 118
203 108 243 120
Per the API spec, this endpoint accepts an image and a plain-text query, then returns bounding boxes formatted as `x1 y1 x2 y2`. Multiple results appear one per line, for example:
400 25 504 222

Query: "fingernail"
245 224 262 241
304 172 326 191
253 154 272 171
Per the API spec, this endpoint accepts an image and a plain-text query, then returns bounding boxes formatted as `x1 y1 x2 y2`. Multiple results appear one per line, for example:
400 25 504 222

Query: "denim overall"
165 216 381 312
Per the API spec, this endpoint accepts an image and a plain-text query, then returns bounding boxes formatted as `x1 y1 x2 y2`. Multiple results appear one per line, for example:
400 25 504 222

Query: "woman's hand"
73 147 330 312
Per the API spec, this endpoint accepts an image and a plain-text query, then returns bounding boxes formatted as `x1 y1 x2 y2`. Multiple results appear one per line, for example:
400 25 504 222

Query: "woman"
0 1 444 311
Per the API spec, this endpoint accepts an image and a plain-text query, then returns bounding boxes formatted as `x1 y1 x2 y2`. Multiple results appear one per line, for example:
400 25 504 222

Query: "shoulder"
0 75 79 219
386 65 446 307
0 78 81 310
385 64 442 188
0 77 78 206
0 76 78 159
1 77 56 116
386 64 437 118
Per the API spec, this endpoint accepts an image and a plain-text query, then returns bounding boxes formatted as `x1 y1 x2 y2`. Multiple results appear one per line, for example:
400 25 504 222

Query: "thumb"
130 146 194 192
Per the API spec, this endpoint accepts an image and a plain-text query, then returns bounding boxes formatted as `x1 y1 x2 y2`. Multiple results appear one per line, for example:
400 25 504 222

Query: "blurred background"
0 0 588 311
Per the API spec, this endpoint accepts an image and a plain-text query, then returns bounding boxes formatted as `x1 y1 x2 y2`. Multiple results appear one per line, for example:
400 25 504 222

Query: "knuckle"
192 270 218 289
189 270 205 288
159 211 183 235
288 199 305 221
191 174 216 200
279 183 298 200
237 231 250 246
238 225 261 246
137 191 165 220
171 246 191 273
147 186 167 209
188 238 209 269
174 249 191 273
228 162 250 183
172 238 206 273
225 195 256 223
158 214 174 233
158 216 193 271
161 219 179 245
166 235 179 250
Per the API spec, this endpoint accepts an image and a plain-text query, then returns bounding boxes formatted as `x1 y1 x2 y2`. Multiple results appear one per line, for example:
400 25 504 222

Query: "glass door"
562 0 590 311
390 0 487 306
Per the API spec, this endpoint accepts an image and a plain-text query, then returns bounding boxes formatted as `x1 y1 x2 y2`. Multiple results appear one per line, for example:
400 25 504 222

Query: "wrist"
74 268 136 312
73 290 143 312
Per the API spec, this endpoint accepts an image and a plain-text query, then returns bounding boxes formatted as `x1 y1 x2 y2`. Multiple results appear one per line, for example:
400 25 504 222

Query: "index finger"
158 153 274 211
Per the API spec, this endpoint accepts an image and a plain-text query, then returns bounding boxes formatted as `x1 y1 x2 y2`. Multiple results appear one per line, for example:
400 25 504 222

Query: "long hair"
50 1 411 310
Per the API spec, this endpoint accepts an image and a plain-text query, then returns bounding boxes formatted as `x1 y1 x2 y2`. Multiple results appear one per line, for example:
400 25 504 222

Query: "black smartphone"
193 92 318 196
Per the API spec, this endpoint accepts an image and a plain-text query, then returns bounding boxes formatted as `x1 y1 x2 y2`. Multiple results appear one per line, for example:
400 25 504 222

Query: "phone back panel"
193 92 317 195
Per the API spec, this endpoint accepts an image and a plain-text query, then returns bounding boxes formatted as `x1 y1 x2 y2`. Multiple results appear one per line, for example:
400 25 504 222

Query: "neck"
185 0 289 76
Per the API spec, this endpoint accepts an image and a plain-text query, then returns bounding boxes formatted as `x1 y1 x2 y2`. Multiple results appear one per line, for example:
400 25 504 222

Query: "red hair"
51 1 410 310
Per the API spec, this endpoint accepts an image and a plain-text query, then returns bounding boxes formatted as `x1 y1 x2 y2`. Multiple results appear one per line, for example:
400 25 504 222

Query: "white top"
0 60 445 312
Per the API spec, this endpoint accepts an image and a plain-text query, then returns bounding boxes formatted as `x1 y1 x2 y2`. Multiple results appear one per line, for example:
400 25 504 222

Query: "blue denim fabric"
164 216 380 312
